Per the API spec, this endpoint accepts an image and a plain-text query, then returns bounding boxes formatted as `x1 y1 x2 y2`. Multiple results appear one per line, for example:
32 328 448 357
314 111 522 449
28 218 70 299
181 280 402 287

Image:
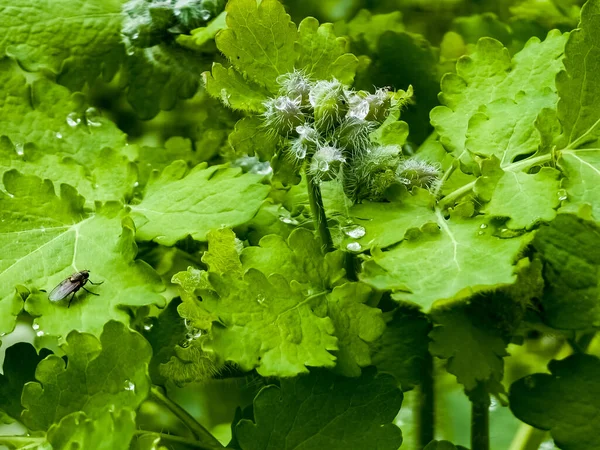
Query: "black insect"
48 270 104 307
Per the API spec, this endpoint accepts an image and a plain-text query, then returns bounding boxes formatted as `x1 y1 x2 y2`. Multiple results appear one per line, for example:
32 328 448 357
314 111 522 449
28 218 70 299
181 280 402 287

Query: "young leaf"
22 321 151 431
131 162 270 245
296 17 358 84
235 368 403 450
175 268 338 377
510 354 600 450
46 408 136 450
216 0 297 92
431 31 566 161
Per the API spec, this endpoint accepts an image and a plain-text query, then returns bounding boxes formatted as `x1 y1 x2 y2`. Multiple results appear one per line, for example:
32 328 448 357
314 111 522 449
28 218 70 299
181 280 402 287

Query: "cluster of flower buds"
122 0 225 49
261 69 440 202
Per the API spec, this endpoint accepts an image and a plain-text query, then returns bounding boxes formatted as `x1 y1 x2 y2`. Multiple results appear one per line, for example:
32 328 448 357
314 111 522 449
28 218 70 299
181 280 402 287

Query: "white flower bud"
396 158 441 190
262 95 305 136
277 70 313 106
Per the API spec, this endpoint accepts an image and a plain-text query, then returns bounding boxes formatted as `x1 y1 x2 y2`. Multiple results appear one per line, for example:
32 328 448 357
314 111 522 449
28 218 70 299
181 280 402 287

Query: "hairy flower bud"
277 70 313 106
262 96 305 136
334 117 375 154
288 125 319 161
309 79 349 131
309 145 345 181
344 145 401 201
396 158 441 190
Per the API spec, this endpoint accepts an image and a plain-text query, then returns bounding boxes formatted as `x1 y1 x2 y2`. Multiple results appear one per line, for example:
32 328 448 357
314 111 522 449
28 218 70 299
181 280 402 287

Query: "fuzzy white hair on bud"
309 79 349 131
396 158 441 190
277 70 313 104
262 95 305 136
309 144 345 181
335 117 376 154
288 125 320 161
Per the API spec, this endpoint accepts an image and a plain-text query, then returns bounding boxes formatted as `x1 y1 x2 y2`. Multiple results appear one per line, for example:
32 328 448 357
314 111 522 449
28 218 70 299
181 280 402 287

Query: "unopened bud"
262 96 305 136
309 79 349 131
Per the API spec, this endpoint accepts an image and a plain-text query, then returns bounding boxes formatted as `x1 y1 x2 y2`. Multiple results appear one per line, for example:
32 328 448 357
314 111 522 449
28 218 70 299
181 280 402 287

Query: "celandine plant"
0 0 598 449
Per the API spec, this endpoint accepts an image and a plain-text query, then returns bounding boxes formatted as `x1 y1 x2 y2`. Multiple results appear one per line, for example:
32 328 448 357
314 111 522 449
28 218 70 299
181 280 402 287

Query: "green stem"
508 424 548 450
150 386 224 449
133 430 218 449
417 351 435 449
438 153 553 209
471 383 490 450
306 170 333 253
0 436 45 448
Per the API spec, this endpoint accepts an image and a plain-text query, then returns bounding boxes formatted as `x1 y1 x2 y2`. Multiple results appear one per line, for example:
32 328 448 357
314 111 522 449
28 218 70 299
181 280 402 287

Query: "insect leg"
88 280 104 285
68 292 76 308
81 286 100 296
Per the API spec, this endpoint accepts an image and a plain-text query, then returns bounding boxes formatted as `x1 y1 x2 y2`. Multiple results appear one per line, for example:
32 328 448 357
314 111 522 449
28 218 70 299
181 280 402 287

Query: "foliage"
0 0 598 449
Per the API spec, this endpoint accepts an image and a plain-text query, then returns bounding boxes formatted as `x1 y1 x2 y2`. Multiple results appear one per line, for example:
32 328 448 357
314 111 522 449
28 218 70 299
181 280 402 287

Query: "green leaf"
177 11 228 51
228 117 280 161
532 213 600 329
0 171 164 338
175 268 338 377
483 167 561 229
0 59 131 204
510 354 600 450
336 10 405 54
431 31 567 162
556 0 600 148
216 0 297 92
424 441 469 450
429 302 509 391
559 149 600 221
235 368 403 450
344 188 437 250
124 45 205 120
0 343 51 421
241 228 345 290
131 162 270 245
47 408 136 450
296 17 358 85
326 282 385 377
360 215 531 309
203 228 244 277
0 0 124 89
372 308 432 391
203 63 271 112
22 321 151 431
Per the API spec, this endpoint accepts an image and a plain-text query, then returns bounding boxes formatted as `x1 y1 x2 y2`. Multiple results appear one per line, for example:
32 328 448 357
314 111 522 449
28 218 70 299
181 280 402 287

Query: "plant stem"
508 424 548 450
150 386 224 449
133 430 218 449
471 383 490 450
306 170 333 253
417 351 435 449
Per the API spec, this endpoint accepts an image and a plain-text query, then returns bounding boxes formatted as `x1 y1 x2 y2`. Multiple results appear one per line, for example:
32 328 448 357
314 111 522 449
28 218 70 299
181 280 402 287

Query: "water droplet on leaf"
279 216 299 225
346 242 362 252
36 330 44 337
479 223 488 229
32 323 40 331
123 380 136 392
14 143 24 156
55 132 63 139
199 9 211 21
66 112 82 127
557 189 568 202
85 107 102 127
343 225 366 239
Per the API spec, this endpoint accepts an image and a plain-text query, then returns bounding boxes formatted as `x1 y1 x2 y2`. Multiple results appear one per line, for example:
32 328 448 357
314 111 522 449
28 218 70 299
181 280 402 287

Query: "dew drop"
185 328 202 340
14 143 24 156
123 380 136 392
85 107 102 127
55 132 63 139
477 230 485 236
36 330 44 337
32 323 40 331
479 223 488 229
142 317 154 332
251 161 273 175
488 397 498 411
126 46 136 56
132 33 140 40
279 216 299 225
346 242 362 252
343 225 366 239
133 181 139 188
66 112 82 127
256 295 266 305
557 189 568 202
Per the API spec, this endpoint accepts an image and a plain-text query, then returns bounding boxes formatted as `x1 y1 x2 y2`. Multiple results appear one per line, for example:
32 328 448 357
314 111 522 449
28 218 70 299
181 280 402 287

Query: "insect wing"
48 277 81 301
